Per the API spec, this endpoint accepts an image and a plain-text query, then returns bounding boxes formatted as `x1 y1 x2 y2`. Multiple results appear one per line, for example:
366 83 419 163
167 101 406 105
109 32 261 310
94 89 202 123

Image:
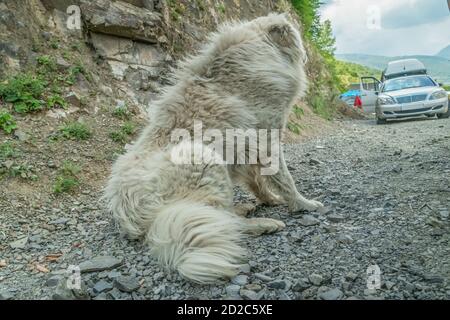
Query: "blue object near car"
339 90 360 106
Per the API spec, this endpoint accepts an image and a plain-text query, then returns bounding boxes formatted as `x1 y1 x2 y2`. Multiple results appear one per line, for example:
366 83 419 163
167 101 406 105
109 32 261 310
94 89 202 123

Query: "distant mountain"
336 53 450 84
436 45 450 59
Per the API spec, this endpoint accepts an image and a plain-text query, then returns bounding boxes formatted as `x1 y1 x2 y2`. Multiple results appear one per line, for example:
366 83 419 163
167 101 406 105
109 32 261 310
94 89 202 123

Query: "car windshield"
382 76 435 92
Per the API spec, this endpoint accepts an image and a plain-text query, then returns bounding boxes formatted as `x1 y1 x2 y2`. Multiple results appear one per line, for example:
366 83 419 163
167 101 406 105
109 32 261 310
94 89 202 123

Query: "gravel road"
1 117 449 300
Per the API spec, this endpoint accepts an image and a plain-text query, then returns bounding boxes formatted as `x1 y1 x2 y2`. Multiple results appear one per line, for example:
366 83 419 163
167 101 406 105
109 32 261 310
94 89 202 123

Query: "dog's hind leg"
241 217 286 235
230 165 283 206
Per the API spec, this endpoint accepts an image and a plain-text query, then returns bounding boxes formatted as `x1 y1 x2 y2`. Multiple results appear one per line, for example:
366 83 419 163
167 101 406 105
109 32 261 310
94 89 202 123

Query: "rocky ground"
1 116 449 300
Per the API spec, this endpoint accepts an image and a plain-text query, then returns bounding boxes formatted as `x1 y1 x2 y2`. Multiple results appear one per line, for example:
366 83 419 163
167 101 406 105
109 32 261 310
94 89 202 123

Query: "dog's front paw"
289 199 325 213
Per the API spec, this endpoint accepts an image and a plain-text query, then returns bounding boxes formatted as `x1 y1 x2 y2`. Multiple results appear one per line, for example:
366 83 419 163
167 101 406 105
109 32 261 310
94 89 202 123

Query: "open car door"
360 77 381 113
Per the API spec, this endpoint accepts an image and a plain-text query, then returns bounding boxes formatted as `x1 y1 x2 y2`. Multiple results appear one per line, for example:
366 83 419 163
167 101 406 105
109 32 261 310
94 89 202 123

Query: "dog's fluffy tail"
147 200 246 284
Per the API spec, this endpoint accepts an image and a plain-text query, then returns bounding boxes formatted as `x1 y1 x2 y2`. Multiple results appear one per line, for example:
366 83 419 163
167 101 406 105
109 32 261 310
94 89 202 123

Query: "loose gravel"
1 117 449 300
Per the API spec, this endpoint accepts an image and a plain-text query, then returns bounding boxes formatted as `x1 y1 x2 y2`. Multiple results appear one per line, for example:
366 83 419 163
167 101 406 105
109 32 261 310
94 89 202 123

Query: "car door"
360 77 381 113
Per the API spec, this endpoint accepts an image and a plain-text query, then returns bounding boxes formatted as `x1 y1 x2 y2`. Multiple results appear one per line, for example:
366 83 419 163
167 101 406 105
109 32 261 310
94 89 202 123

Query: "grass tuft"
59 121 91 141
0 109 17 134
53 161 81 194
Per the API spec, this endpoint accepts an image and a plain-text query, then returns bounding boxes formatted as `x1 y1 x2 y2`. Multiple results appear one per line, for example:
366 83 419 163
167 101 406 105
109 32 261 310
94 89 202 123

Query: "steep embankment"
0 0 343 198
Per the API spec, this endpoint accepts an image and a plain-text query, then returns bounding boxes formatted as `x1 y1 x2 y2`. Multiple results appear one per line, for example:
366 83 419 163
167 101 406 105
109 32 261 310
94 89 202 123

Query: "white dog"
104 13 324 284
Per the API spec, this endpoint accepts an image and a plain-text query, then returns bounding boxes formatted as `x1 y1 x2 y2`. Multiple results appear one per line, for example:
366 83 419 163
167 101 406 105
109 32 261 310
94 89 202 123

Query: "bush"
46 94 67 109
287 122 302 134
8 164 37 180
64 63 88 85
291 0 344 119
112 106 131 119
37 55 57 74
310 93 332 120
59 121 91 140
0 74 46 113
53 161 81 194
109 122 136 143
293 105 305 119
0 142 16 159
109 130 127 144
60 160 81 176
53 176 79 193
121 122 135 135
0 109 17 133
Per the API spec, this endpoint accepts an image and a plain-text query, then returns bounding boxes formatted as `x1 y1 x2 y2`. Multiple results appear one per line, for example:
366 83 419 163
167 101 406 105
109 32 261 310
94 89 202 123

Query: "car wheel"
376 118 387 125
437 110 449 119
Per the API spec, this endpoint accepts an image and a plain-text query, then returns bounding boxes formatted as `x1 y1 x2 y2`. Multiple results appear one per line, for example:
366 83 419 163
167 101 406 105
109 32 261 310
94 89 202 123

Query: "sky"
320 0 450 56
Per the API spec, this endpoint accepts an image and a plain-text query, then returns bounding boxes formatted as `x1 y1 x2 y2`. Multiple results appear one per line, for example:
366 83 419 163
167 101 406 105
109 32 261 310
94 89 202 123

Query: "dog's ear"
267 22 307 64
268 24 293 48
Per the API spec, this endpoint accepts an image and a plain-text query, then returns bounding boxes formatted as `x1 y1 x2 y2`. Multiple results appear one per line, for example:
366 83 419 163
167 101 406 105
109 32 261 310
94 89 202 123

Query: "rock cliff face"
1 0 324 206
1 0 295 112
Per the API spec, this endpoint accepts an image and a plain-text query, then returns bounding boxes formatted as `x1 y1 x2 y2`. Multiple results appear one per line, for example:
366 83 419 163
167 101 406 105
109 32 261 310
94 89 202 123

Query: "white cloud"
321 0 450 56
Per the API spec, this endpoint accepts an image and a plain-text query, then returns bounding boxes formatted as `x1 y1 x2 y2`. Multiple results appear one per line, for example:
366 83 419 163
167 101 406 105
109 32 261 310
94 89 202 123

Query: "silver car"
375 75 449 124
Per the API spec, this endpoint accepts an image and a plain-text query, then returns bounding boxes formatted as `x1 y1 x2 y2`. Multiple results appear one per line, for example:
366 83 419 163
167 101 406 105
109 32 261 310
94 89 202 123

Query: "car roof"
385 59 426 75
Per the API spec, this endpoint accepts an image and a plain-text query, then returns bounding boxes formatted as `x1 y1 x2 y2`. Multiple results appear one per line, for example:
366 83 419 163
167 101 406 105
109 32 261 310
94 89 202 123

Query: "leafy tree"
312 19 336 59
291 1 336 57
291 0 322 39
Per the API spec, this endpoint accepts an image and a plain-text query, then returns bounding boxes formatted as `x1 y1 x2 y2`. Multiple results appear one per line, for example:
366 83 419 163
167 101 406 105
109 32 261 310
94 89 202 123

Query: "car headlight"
378 96 396 105
429 90 447 100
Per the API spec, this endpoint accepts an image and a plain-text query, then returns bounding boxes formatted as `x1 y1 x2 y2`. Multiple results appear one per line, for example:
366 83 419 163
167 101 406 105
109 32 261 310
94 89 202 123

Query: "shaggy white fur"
104 13 324 284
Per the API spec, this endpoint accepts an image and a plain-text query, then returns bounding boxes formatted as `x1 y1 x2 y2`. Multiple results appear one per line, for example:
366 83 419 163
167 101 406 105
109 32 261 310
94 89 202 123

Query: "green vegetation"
0 55 92 140
109 122 136 143
0 141 17 159
216 3 226 14
70 42 82 53
46 93 67 109
292 105 305 118
0 142 36 180
291 0 335 58
64 63 91 85
287 122 302 134
37 53 90 85
50 39 60 49
310 94 332 120
0 52 91 121
8 164 37 180
195 0 206 11
53 161 80 194
112 106 131 120
0 109 17 134
291 0 345 119
288 105 306 134
121 122 135 135
335 60 381 90
0 74 46 113
37 55 57 74
337 53 450 85
167 0 186 21
109 131 127 143
59 121 91 140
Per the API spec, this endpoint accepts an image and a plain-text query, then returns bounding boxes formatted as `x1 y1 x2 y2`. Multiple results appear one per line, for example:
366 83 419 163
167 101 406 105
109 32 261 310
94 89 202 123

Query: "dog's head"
251 13 307 65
